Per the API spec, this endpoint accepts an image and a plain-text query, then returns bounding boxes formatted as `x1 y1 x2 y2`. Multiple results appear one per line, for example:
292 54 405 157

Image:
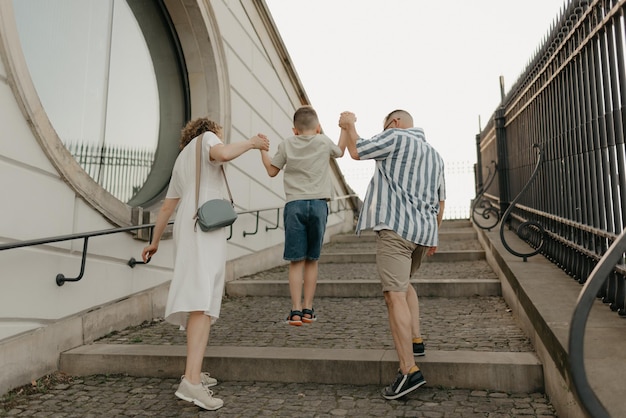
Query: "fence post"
495 106 510 217
475 132 482 195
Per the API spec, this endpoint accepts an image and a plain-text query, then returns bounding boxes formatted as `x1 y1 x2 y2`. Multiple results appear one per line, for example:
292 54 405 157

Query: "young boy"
260 106 346 325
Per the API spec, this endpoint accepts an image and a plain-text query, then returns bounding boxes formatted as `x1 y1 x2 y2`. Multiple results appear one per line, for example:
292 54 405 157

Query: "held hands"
250 133 270 151
338 111 357 129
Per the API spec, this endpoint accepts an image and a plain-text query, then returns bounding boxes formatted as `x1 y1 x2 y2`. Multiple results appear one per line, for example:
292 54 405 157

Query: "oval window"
13 0 188 207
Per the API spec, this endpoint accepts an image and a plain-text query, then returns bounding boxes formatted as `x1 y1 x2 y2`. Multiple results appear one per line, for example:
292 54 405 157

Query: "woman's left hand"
142 243 158 262
250 134 270 151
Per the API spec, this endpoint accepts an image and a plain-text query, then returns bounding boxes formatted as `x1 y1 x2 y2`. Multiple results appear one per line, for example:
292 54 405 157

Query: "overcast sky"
264 0 566 201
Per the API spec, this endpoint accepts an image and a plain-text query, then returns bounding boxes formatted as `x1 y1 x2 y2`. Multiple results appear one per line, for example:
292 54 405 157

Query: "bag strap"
221 166 235 205
194 136 202 218
194 134 235 218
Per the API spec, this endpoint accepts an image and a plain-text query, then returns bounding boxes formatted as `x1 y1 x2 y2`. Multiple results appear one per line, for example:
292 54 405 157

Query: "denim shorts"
283 199 329 261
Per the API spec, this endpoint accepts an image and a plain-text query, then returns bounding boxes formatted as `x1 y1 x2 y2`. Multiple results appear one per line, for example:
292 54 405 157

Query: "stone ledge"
477 224 626 418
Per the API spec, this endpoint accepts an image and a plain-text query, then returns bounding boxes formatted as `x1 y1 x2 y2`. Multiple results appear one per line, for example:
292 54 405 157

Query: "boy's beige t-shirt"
271 133 342 202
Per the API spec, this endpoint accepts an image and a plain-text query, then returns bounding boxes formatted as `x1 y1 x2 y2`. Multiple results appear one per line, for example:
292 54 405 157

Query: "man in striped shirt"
339 109 446 400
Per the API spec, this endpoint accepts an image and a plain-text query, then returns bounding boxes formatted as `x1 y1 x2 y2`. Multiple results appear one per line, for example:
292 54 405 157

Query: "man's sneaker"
200 372 218 387
175 377 223 410
413 341 425 356
382 368 426 400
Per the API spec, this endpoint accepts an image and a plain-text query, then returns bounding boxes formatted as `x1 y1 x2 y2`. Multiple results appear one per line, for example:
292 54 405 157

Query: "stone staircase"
60 220 547 396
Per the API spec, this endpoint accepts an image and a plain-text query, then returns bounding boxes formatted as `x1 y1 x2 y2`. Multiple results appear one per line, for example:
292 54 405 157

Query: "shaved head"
293 106 320 132
383 109 414 129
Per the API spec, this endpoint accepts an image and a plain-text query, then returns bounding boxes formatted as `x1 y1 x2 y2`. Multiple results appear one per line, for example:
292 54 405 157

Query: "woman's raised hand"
251 133 270 151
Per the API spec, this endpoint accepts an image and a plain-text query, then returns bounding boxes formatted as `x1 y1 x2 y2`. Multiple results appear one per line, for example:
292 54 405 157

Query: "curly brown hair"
179 117 223 150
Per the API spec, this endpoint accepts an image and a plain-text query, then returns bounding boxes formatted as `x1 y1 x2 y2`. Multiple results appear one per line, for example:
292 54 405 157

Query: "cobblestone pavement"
1 374 557 417
98 248 519 352
1 225 557 417
97 295 533 353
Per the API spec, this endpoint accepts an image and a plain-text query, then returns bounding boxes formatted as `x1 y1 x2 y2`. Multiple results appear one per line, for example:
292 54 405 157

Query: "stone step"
320 250 485 264
59 344 543 393
61 221 548 403
94 296 532 356
229 258 499 297
226 278 501 298
331 229 478 243
439 220 473 229
322 238 483 253
240 260 497 281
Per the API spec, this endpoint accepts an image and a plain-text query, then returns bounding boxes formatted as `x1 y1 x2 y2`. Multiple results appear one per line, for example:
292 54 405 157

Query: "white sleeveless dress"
164 131 228 327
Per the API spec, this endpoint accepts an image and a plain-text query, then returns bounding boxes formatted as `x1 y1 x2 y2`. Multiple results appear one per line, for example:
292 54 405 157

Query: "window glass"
13 0 160 204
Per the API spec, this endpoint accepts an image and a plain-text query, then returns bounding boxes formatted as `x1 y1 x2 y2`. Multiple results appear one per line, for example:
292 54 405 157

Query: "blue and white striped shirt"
356 127 446 246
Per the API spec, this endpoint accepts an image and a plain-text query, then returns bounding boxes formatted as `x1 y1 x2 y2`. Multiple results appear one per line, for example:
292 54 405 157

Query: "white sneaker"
201 372 218 387
175 377 223 411
180 373 218 388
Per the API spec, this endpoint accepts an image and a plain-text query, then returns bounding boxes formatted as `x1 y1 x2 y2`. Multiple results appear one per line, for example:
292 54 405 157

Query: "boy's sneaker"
413 341 425 356
200 372 218 387
302 308 317 324
175 377 223 410
286 310 303 326
382 368 426 400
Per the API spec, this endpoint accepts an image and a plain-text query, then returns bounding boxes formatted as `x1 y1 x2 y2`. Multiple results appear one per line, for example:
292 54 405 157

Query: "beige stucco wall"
0 0 354 394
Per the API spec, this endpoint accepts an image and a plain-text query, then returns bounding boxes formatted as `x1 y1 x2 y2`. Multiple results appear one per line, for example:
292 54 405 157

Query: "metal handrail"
471 160 500 231
568 229 622 418
499 144 546 262
0 222 172 286
0 196 358 286
0 223 160 252
238 194 358 237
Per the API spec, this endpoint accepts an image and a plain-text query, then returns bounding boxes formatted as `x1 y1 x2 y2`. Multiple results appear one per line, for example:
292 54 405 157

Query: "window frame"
0 0 229 226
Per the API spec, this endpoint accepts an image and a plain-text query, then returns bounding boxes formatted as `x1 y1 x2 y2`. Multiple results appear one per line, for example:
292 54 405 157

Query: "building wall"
0 0 354 394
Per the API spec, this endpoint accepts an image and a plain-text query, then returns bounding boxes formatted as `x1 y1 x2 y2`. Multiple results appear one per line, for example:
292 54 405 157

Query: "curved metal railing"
499 144 546 262
568 230 623 418
471 160 500 231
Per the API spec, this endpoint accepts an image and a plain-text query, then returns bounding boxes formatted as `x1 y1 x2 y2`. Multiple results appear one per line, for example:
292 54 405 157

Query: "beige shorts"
376 229 428 292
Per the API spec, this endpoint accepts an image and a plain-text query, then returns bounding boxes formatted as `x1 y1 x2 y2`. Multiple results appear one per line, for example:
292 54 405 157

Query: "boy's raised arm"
337 127 348 156
260 149 280 177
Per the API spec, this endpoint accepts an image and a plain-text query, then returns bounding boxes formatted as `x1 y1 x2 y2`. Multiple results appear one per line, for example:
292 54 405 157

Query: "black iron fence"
65 142 155 203
476 1 626 415
477 0 626 308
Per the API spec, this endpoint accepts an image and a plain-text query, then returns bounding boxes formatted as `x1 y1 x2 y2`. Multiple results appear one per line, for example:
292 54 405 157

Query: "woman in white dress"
142 118 269 411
